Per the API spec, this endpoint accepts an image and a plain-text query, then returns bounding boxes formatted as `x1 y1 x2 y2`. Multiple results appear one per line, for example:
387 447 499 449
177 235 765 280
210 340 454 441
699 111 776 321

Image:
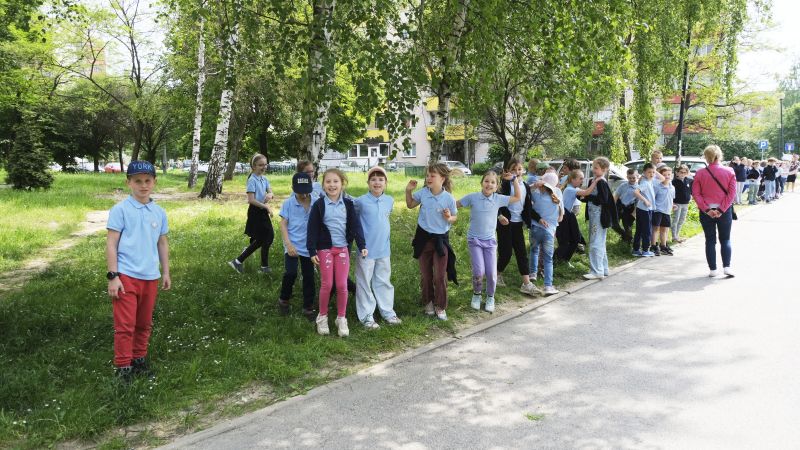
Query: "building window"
405 143 417 157
359 145 369 157
379 143 390 156
350 145 359 158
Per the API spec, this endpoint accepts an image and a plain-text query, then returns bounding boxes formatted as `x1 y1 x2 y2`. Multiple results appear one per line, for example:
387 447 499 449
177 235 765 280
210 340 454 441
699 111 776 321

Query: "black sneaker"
651 246 661 256
302 308 317 322
661 246 673 256
131 357 155 379
115 366 133 384
278 299 290 316
228 259 244 274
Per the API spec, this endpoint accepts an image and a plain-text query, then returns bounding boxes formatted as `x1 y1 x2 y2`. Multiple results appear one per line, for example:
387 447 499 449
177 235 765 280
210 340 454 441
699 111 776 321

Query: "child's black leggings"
497 221 529 275
238 231 274 267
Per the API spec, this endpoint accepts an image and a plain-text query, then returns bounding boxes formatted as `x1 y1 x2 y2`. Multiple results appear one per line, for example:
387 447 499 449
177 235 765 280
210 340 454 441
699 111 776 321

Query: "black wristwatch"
107 271 120 280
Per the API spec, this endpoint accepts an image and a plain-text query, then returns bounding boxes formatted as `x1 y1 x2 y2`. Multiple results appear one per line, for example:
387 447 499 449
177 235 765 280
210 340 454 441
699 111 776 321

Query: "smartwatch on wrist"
107 271 120 280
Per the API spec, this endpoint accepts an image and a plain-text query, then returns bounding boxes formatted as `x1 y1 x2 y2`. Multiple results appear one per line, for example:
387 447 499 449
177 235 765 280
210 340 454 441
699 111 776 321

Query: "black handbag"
704 168 738 220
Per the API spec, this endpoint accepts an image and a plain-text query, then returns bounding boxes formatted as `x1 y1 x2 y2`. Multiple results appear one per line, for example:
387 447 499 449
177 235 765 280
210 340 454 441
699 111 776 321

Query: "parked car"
104 162 122 173
48 162 62 172
338 160 365 172
183 161 209 173
387 161 415 172
624 156 707 176
443 160 471 175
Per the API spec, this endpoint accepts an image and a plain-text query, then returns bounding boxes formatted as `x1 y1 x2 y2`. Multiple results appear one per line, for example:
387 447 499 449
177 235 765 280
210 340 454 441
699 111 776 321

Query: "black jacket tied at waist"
411 225 458 285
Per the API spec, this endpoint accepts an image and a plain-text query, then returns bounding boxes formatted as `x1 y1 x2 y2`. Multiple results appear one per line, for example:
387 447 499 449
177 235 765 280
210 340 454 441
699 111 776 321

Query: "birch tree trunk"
200 0 240 199
188 14 206 188
300 0 336 167
428 0 470 163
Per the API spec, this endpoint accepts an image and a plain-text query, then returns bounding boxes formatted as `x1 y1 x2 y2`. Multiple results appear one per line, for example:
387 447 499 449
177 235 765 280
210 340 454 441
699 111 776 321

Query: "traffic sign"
786 142 795 152
759 140 769 150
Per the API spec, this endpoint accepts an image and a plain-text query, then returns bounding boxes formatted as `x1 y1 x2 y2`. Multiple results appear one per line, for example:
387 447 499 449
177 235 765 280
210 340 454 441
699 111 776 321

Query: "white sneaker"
470 294 482 311
362 316 380 330
435 309 448 321
485 296 495 313
708 270 719 278
496 274 506 287
543 286 559 296
723 267 735 278
335 316 349 337
424 302 435 316
582 273 604 280
316 314 330 335
519 281 541 296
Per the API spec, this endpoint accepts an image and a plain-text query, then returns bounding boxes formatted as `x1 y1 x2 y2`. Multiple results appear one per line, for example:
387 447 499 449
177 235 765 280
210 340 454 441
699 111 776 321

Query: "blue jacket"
306 196 366 257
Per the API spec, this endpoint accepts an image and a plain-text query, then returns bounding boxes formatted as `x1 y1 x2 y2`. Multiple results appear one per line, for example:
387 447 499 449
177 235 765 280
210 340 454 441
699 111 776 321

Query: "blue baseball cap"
127 160 156 177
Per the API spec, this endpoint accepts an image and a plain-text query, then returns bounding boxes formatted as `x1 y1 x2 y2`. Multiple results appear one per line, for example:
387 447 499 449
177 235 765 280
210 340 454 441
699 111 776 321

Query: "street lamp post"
779 92 785 156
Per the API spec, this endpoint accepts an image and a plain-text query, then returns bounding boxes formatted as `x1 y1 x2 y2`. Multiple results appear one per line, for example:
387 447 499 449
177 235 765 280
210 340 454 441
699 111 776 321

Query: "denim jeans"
699 208 732 270
765 180 776 201
587 203 609 276
355 256 396 322
529 225 555 287
671 203 689 240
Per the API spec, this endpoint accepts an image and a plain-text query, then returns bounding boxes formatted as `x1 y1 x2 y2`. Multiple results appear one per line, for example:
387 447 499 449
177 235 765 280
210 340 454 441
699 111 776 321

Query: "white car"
443 160 471 175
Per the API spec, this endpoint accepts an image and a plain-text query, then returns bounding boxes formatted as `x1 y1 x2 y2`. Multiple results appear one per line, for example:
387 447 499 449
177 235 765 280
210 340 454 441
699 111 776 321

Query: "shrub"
6 116 53 190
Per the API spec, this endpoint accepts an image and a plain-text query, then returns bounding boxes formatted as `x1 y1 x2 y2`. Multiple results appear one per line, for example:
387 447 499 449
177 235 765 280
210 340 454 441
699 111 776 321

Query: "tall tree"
200 0 241 198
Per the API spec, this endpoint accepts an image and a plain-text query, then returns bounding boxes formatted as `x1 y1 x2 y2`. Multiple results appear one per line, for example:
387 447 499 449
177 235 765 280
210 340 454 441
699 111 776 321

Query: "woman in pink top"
691 145 737 278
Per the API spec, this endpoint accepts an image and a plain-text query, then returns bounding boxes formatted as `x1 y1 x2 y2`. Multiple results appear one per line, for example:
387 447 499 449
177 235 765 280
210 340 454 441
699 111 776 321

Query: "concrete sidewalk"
164 194 800 450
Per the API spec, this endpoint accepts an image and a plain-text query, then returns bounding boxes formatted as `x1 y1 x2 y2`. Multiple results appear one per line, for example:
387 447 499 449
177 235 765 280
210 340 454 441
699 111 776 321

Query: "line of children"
228 153 275 274
457 170 522 313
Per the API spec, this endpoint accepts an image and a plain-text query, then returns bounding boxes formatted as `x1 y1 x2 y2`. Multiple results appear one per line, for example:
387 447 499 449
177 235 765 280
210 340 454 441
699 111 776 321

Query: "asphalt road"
164 192 800 450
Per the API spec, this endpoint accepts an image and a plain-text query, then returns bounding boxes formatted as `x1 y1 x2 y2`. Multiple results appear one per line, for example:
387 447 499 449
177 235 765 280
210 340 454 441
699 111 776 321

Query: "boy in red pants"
106 160 171 383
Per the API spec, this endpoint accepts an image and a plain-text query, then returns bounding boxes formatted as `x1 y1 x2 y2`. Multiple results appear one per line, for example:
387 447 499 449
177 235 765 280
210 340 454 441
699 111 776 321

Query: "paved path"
165 194 800 450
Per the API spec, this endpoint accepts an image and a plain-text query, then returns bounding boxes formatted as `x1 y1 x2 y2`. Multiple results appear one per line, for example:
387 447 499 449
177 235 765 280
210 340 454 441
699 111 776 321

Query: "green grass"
0 170 702 448
0 171 196 273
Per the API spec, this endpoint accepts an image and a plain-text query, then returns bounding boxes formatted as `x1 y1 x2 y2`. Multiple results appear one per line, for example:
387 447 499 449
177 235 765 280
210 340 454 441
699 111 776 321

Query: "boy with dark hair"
106 161 171 383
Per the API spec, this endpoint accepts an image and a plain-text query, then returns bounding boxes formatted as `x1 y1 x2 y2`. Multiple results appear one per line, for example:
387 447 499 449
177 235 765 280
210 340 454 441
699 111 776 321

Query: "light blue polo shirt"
526 173 538 186
279 194 312 257
322 194 348 247
246 174 270 203
531 190 560 235
311 181 323 200
635 178 656 211
562 185 578 212
412 187 457 234
507 181 527 223
615 183 637 206
107 196 169 280
654 182 675 214
459 192 510 240
354 192 393 259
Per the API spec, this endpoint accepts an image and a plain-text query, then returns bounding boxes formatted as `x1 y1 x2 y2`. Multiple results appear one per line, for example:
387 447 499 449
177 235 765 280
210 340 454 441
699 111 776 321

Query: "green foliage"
5 115 53 190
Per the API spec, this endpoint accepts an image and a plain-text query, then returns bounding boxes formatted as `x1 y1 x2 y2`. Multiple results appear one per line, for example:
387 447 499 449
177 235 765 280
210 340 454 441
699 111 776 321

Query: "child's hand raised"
501 171 515 181
406 180 418 191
